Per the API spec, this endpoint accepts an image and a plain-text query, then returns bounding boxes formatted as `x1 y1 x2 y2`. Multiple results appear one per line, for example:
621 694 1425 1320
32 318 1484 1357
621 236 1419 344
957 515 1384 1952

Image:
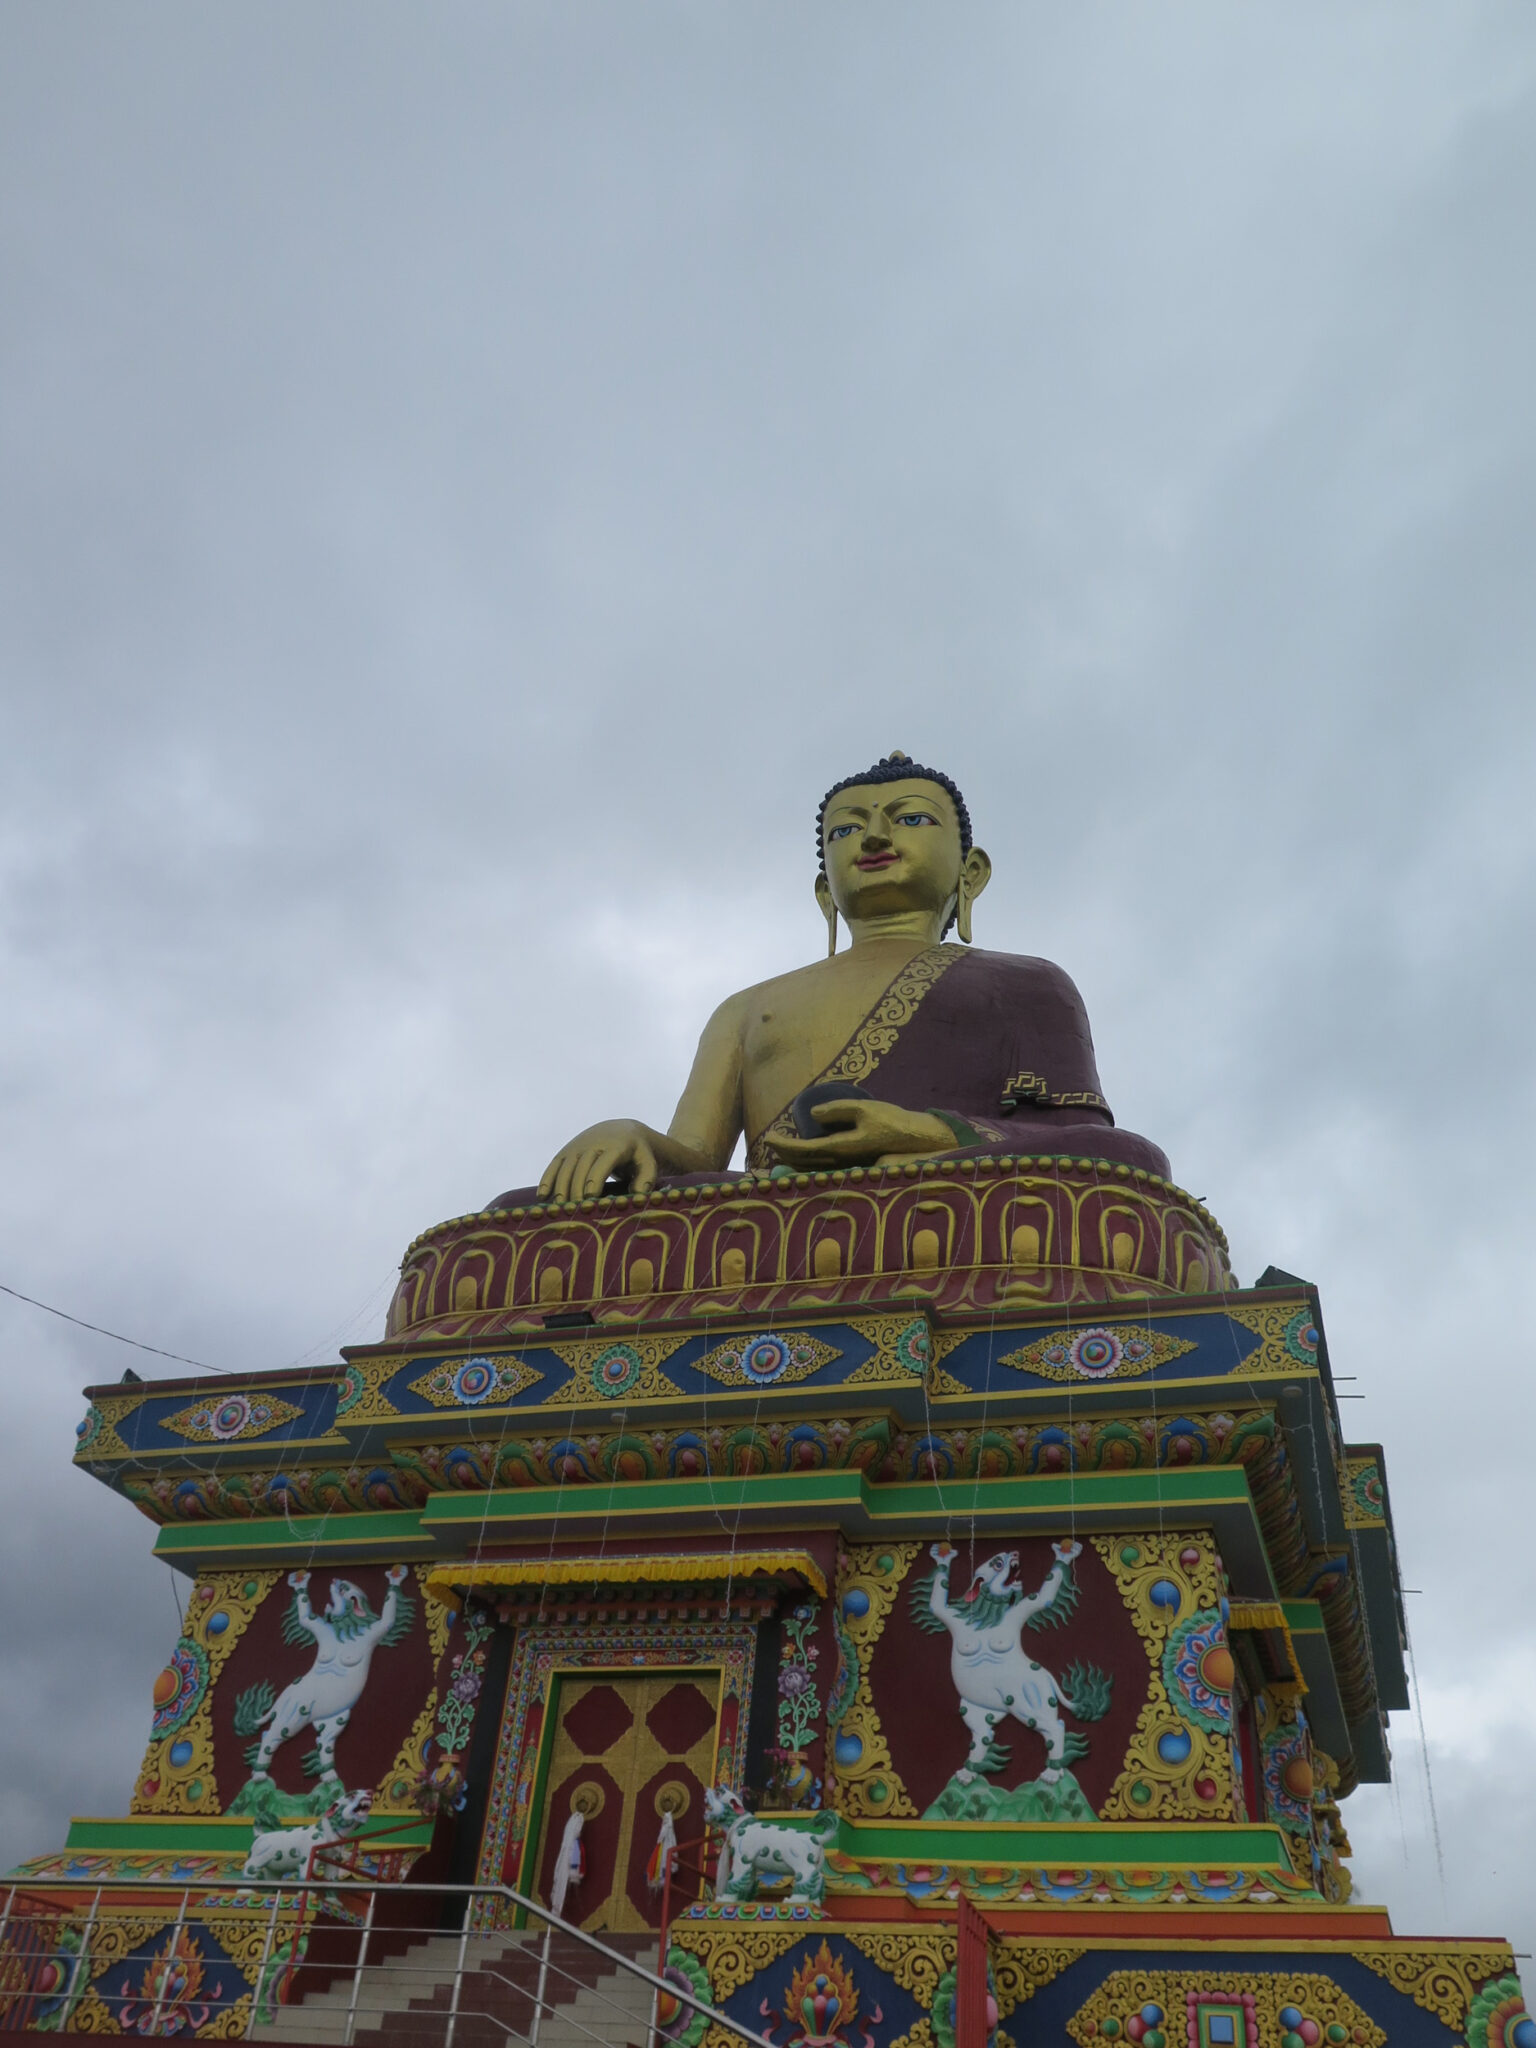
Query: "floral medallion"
1261 1719 1315 1832
1161 1609 1233 1735
1283 1307 1319 1365
150 1639 211 1738
655 1945 713 2047
408 1353 542 1408
1467 1976 1536 2048
696 1332 841 1389
999 1325 1195 1384
161 1391 304 1444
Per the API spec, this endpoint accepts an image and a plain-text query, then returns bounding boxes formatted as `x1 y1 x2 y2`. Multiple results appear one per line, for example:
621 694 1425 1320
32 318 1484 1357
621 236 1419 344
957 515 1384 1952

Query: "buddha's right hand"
538 1120 667 1202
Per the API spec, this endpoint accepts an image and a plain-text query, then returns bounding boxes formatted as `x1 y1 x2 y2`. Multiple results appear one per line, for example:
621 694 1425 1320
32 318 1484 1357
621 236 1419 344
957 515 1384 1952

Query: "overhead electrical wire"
0 1279 225 1373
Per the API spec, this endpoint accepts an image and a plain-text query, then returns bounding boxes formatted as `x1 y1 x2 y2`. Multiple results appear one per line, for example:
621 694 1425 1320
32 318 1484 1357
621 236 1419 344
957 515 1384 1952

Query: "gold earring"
956 879 974 945
823 898 839 957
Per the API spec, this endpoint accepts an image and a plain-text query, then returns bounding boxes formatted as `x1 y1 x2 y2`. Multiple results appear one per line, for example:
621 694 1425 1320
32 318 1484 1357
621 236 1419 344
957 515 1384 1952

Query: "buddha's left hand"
767 1099 957 1171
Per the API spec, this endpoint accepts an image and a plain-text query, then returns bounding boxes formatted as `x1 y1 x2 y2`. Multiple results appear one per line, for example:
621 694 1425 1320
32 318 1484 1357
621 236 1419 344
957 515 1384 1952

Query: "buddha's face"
820 779 966 923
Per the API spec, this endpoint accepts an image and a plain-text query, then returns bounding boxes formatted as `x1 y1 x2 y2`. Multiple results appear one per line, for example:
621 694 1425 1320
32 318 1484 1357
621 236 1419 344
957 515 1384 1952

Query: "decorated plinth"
11 1157 1528 2045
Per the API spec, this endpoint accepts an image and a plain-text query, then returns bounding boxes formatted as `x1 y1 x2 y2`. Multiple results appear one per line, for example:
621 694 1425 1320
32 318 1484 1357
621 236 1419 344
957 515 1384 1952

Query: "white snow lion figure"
704 1786 838 1906
241 1787 375 1883
235 1567 415 1783
913 1542 1112 1782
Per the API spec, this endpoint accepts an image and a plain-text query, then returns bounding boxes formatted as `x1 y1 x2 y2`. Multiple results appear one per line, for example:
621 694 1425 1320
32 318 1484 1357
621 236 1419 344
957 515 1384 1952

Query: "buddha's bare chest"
739 947 926 1130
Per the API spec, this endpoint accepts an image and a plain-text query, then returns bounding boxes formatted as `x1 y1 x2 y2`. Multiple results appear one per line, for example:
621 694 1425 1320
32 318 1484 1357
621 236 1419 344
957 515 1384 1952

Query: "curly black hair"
815 752 972 876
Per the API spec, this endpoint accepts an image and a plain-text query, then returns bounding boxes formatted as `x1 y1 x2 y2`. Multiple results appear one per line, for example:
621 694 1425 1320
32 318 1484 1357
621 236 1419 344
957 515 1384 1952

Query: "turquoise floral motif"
891 1319 930 1377
1467 1976 1536 2048
1349 1464 1385 1520
1161 1609 1233 1735
74 1404 104 1452
592 1343 644 1395
1282 1308 1319 1365
1261 1713 1313 1834
335 1363 367 1416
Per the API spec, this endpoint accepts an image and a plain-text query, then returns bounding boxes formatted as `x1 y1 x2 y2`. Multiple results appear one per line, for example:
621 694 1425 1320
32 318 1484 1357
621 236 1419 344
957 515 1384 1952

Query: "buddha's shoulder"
723 945 928 1018
951 948 1089 1006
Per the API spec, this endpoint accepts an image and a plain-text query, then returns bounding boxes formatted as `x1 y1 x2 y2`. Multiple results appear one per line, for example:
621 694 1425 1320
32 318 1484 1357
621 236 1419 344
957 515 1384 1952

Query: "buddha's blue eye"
827 823 858 840
895 812 936 827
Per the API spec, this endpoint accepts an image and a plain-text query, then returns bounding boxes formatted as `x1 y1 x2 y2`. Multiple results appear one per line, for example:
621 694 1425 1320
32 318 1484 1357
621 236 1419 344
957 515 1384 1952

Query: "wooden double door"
530 1669 720 1933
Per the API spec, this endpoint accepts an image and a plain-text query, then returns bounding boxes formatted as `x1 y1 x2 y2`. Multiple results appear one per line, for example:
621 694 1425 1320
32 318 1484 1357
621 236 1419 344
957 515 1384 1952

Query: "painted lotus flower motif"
116 1925 225 2035
761 1940 881 2048
1162 1610 1233 1735
150 1640 210 1738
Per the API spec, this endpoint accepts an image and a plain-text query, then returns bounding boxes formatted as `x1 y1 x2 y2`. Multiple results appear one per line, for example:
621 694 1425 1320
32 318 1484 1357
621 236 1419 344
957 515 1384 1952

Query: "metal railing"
0 1872 779 2048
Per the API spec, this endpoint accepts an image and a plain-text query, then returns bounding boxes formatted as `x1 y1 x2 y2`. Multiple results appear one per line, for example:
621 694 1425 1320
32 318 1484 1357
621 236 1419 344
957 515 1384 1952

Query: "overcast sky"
3 1 1534 1960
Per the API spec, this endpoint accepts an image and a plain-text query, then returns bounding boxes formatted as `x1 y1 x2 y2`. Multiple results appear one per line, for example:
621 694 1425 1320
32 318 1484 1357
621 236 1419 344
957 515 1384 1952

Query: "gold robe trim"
746 943 966 1170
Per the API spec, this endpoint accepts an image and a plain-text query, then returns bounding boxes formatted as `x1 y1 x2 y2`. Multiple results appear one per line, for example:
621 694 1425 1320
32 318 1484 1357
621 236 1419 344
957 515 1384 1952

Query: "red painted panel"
208 1567 436 1806
867 1537 1147 1816
647 1681 717 1754
562 1682 636 1756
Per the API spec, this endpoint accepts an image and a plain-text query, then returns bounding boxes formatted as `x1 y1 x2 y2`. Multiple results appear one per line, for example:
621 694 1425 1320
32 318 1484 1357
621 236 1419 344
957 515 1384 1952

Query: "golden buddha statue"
535 753 1169 1204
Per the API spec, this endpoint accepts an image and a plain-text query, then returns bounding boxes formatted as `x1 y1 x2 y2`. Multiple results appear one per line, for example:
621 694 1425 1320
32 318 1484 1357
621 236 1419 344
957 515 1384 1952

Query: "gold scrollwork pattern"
422 1575 454 1662
1344 1455 1386 1529
375 1692 438 1815
668 1926 809 2002
1226 1298 1319 1377
1353 1945 1518 2030
826 1541 922 1818
842 1928 953 2006
334 1356 403 1424
748 946 966 1167
886 2021 936 2048
1067 1972 1384 2048
842 1315 944 1389
57 1909 275 2037
73 1392 141 1462
131 1568 282 1814
548 1333 689 1403
1091 1533 1236 1822
992 1947 1086 2018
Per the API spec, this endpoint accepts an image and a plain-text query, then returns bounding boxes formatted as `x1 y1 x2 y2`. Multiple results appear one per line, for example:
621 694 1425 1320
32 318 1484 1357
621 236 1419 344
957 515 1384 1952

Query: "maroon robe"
492 944 1170 1208
748 945 1171 1179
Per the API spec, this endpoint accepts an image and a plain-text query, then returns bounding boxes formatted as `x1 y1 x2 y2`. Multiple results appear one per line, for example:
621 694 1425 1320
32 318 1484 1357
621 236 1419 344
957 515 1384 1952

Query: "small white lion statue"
704 1785 837 1906
241 1788 374 1883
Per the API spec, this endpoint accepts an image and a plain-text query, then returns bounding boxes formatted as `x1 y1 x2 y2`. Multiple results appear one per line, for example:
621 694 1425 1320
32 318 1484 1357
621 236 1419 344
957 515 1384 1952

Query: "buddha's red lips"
854 852 899 870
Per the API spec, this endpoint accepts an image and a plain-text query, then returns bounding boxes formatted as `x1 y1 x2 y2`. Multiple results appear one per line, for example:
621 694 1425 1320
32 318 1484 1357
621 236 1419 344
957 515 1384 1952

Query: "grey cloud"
2 0 1533 1960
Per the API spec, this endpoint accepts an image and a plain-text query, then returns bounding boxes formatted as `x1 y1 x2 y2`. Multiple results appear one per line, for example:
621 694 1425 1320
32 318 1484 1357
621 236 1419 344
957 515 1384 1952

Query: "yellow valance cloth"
1227 1601 1306 1692
423 1548 827 1608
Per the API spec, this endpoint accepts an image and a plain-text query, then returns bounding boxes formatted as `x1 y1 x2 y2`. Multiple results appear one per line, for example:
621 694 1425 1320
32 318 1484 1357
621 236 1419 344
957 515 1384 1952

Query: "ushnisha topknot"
816 750 973 875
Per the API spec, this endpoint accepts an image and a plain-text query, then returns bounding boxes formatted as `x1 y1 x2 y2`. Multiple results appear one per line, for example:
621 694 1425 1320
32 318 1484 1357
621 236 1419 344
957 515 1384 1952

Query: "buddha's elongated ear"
814 872 839 957
956 846 992 945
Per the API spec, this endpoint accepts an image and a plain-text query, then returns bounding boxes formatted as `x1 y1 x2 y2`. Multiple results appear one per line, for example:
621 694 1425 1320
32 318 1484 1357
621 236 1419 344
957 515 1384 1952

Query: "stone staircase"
252 1926 657 2048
